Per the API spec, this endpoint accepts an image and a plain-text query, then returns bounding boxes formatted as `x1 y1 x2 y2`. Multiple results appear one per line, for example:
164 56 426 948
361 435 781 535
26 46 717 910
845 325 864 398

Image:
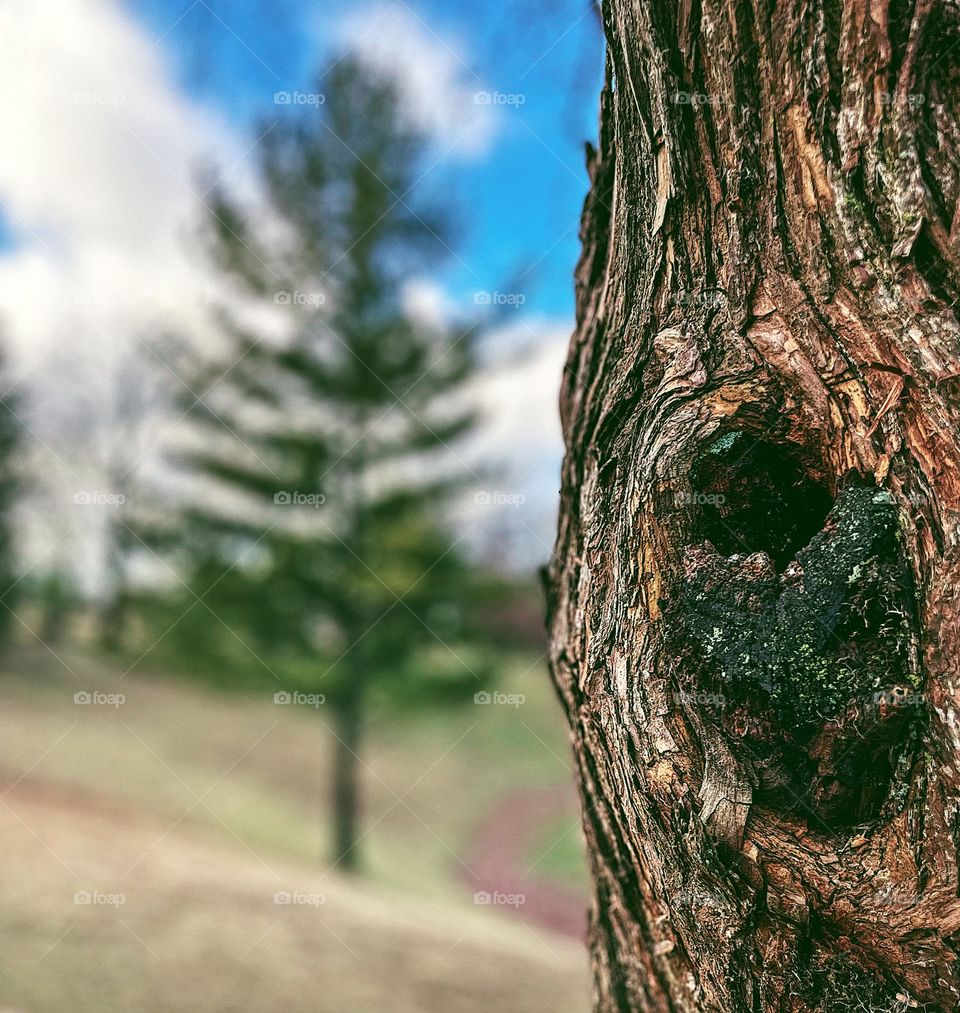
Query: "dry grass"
0 646 589 1011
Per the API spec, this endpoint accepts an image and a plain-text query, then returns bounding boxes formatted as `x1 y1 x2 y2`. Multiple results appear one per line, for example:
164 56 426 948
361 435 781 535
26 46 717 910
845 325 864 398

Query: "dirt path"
462 784 588 940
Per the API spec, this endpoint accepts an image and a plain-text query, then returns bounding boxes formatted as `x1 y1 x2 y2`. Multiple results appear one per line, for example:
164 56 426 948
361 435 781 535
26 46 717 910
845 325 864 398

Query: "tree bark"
547 1 960 1009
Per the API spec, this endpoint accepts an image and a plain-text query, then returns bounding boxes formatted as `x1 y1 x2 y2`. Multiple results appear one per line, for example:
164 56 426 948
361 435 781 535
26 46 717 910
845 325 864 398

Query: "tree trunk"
331 677 364 872
99 587 127 654
547 1 960 1009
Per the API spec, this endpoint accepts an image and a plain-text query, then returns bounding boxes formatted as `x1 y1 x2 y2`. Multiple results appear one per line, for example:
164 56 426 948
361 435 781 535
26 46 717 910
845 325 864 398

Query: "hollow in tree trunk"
547 1 960 1009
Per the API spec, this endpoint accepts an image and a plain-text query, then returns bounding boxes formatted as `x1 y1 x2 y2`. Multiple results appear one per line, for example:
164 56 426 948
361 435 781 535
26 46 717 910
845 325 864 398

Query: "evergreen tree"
145 57 486 869
0 343 22 648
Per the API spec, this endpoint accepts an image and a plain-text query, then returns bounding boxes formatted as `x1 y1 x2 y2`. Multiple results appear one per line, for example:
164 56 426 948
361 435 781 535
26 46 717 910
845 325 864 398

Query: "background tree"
548 1 960 1009
98 341 167 653
0 342 21 648
139 56 487 871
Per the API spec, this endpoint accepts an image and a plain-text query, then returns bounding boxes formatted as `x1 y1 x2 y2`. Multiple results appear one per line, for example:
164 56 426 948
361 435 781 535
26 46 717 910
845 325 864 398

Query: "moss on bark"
680 482 916 733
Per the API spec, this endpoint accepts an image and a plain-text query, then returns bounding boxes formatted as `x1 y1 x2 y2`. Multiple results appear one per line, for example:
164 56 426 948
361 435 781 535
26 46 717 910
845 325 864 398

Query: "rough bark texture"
547 1 960 1009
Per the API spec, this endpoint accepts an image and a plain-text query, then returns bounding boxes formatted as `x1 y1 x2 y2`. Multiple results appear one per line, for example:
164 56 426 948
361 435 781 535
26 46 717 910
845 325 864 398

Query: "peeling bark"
547 0 960 1009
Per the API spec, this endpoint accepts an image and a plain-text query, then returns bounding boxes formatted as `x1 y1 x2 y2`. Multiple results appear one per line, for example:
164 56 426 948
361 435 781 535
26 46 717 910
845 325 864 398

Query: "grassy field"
0 643 589 1011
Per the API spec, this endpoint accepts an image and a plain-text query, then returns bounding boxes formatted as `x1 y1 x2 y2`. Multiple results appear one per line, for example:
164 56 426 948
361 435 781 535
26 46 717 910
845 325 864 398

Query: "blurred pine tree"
136 57 495 870
0 341 22 649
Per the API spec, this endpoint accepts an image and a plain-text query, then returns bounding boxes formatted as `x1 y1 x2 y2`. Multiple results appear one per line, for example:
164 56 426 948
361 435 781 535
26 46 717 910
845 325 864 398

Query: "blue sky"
125 0 602 319
0 0 602 575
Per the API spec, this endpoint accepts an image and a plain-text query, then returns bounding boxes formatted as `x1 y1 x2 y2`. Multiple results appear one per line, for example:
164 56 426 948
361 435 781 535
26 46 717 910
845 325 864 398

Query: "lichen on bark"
677 479 923 828
680 481 918 732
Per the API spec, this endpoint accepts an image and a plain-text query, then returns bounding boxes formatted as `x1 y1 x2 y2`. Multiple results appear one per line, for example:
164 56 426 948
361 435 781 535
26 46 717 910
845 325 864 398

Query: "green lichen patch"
676 482 922 825
680 484 916 733
773 485 916 727
706 431 741 455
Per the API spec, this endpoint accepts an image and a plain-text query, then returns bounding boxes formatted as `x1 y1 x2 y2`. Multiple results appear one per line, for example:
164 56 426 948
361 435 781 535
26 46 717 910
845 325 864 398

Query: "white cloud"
333 4 500 158
471 317 568 452
457 317 569 567
0 0 249 589
0 0 252 379
402 277 460 331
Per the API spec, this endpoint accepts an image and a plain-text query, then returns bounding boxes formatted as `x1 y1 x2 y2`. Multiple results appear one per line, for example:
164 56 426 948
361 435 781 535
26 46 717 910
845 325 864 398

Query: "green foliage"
135 56 490 716
842 190 867 218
